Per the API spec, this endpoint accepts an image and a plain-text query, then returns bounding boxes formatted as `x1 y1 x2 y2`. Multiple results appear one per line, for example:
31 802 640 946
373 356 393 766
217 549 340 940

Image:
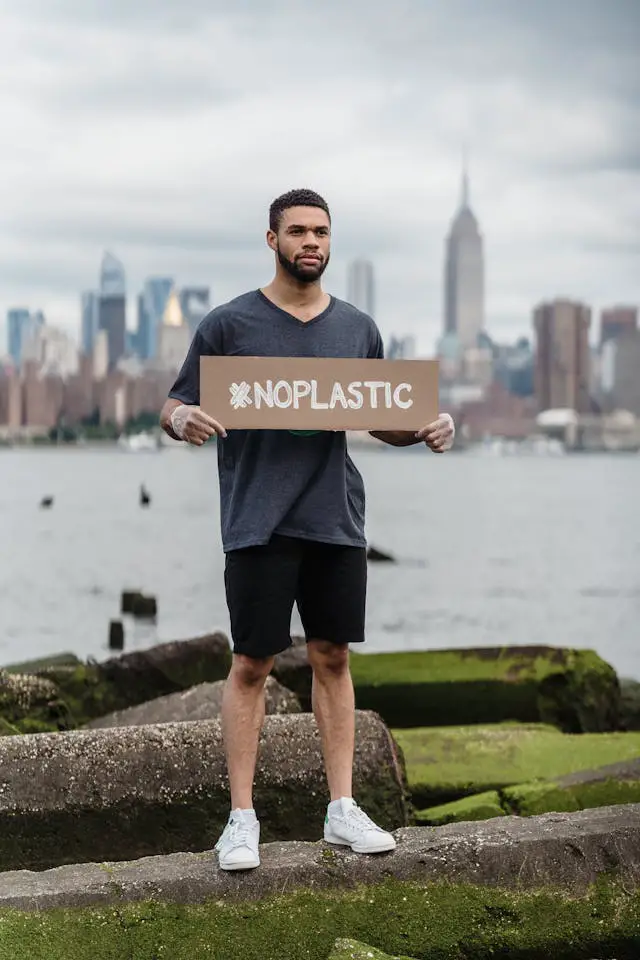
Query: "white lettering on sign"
230 379 413 412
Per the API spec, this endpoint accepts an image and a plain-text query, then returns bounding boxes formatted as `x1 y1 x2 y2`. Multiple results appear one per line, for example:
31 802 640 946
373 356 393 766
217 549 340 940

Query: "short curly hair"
269 188 331 233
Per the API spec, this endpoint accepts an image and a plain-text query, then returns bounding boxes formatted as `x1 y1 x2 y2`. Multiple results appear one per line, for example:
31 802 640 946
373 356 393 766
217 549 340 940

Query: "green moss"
415 791 505 826
0 877 638 960
393 723 640 807
349 646 620 732
503 777 640 817
329 939 416 959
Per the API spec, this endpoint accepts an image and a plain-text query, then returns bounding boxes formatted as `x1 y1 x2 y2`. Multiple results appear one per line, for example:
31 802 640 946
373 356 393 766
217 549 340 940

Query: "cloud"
0 0 638 355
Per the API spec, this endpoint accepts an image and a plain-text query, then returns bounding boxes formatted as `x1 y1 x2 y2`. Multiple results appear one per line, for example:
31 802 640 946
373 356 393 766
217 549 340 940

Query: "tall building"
346 260 375 317
180 286 211 336
443 161 484 348
22 323 79 379
7 309 31 366
138 277 174 360
599 306 637 347
534 299 591 413
98 252 126 369
81 291 99 356
600 328 640 415
158 289 191 371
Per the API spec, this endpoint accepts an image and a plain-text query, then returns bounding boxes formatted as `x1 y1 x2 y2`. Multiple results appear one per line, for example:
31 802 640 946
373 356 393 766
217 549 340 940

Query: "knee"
308 640 349 678
230 653 273 687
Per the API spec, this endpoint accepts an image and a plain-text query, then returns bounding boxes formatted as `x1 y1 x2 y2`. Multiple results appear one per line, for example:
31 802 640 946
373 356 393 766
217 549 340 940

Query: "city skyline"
0 1 637 356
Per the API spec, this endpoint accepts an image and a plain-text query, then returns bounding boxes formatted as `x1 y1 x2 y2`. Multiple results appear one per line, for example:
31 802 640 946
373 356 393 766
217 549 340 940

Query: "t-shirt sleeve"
367 325 385 359
168 317 222 406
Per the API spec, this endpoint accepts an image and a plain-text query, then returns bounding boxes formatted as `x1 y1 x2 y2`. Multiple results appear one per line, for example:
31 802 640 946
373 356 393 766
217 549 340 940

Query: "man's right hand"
170 404 227 445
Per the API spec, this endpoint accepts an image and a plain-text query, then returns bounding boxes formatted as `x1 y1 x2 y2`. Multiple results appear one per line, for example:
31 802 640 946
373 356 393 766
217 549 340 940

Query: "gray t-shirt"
168 289 384 553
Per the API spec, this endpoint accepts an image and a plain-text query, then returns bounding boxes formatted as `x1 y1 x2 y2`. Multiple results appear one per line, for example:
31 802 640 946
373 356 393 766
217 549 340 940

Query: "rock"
0 633 232 734
2 652 82 675
621 678 640 730
394 722 640 808
329 940 415 959
0 710 408 871
0 806 638 960
94 631 232 711
85 676 301 729
0 670 65 736
415 790 505 827
349 645 621 732
366 546 395 563
503 756 640 817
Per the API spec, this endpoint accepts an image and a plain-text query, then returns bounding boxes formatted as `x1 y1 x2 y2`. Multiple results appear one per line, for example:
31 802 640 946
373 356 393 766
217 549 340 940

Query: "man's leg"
221 653 274 811
216 537 301 870
306 640 354 801
298 542 396 854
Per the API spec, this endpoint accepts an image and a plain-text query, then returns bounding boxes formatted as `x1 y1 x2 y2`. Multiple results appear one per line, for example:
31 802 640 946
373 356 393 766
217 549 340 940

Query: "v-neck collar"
256 289 336 328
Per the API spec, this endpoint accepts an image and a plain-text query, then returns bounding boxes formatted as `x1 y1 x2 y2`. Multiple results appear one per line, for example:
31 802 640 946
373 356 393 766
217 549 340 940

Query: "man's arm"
369 430 421 447
370 414 456 453
160 398 226 445
160 398 184 441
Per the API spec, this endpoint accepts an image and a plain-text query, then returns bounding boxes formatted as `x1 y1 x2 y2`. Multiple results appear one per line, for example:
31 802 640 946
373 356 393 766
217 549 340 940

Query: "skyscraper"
443 160 484 348
534 299 591 413
138 277 174 361
346 260 375 317
80 292 99 357
7 309 44 368
599 306 637 347
158 289 191 371
98 252 126 369
7 309 30 366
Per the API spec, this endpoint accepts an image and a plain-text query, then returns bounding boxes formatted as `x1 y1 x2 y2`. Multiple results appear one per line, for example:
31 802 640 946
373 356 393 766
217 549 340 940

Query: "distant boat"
117 432 162 453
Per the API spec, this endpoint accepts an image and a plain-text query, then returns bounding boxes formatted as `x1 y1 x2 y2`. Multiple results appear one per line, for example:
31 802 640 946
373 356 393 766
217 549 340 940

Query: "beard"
277 245 330 284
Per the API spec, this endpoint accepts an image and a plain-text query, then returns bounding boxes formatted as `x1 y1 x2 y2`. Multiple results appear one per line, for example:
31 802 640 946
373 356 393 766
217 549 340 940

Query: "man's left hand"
415 413 455 453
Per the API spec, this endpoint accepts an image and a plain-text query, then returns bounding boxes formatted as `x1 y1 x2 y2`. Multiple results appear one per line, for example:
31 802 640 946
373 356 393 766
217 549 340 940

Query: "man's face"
269 206 331 283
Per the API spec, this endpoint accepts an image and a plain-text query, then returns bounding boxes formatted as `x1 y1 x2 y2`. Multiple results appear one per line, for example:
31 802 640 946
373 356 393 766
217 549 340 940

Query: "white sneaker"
324 798 397 854
214 810 260 871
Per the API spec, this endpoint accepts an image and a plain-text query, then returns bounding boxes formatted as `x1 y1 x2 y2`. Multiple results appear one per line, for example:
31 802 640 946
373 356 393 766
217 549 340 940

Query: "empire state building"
443 164 484 348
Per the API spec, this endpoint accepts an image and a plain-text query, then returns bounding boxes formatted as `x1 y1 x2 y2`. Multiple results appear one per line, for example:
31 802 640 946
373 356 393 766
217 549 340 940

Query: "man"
160 188 454 872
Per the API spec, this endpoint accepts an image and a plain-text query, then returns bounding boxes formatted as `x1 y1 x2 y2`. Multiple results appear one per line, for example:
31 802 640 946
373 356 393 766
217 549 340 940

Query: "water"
1 445 639 680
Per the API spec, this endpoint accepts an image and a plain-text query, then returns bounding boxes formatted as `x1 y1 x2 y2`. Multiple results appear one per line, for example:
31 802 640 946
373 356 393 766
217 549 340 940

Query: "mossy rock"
1 877 638 960
349 645 620 732
504 757 640 817
394 723 640 807
0 670 71 735
2 653 82 675
415 790 505 826
503 779 640 817
0 635 232 735
329 939 416 959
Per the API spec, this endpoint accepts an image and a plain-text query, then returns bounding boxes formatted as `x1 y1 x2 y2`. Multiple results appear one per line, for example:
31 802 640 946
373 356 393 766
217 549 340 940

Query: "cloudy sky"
0 0 638 355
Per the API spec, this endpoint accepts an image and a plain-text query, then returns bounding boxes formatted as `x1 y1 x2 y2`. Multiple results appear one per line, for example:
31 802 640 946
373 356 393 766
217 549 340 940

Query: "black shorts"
224 534 367 659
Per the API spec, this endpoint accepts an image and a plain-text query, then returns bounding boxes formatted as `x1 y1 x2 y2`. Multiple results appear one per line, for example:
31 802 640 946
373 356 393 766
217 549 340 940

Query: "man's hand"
170 404 227 446
415 413 455 453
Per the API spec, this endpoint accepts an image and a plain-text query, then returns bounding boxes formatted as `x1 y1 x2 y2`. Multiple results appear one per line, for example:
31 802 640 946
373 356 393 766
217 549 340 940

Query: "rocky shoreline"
1 634 639 958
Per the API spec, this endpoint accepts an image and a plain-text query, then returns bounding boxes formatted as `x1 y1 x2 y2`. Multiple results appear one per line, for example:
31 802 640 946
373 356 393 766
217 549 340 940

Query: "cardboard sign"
200 357 439 431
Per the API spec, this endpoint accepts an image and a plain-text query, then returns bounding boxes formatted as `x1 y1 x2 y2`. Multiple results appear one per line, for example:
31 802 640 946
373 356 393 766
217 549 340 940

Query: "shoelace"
227 819 254 847
344 805 383 834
